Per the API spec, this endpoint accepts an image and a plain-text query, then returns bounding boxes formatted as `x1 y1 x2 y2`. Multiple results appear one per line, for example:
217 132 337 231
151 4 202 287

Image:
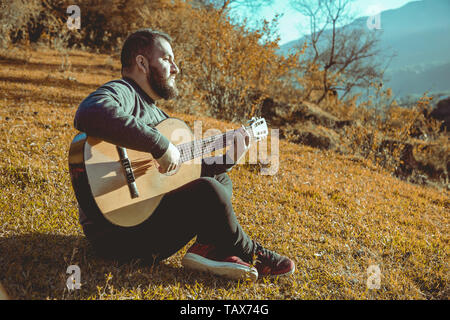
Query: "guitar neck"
177 125 254 164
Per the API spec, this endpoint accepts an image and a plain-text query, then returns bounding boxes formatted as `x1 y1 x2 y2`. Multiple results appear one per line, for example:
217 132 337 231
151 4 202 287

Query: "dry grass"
0 47 448 300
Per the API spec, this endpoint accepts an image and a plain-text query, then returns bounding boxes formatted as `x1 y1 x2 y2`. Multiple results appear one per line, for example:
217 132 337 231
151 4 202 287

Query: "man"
74 29 295 281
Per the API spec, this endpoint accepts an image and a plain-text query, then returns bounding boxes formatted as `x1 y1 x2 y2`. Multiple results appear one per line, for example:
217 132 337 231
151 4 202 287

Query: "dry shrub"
1 0 160 50
136 2 302 121
335 90 448 187
0 0 43 47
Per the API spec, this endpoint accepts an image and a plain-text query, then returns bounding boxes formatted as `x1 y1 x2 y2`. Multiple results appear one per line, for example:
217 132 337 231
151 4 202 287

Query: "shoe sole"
182 253 258 281
271 264 295 278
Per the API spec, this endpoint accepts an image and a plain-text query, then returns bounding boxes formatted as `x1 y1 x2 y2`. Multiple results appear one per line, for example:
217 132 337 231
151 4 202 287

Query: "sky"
234 0 419 45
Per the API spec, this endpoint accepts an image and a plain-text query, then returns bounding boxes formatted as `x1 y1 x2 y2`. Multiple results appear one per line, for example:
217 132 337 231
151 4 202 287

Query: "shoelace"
253 242 279 266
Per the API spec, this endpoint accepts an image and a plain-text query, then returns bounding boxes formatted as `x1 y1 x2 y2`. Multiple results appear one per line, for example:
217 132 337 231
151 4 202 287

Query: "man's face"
146 37 179 100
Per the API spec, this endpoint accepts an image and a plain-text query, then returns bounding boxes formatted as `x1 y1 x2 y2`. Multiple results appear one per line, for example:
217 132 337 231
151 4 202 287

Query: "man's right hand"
155 142 180 174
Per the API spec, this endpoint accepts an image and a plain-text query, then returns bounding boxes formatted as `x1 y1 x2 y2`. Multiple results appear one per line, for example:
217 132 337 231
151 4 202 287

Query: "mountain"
279 0 450 101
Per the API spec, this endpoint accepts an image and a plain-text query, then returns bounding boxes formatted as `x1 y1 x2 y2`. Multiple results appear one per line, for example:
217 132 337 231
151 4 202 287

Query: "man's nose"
171 61 179 74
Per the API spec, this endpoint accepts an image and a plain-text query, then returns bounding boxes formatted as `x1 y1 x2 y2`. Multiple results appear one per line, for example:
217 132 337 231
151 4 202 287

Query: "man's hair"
120 28 172 74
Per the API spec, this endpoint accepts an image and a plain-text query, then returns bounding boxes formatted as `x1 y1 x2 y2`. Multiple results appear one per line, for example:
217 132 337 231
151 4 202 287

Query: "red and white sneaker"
181 243 258 281
252 242 295 277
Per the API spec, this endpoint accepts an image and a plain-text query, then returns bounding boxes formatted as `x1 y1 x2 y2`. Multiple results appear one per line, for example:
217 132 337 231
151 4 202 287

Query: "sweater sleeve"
74 87 170 159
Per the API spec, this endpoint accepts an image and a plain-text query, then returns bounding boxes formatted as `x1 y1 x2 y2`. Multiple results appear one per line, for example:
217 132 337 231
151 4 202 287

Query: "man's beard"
147 66 178 100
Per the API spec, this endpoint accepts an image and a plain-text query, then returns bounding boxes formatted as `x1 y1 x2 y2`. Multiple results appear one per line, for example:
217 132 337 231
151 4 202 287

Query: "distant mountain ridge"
280 0 450 100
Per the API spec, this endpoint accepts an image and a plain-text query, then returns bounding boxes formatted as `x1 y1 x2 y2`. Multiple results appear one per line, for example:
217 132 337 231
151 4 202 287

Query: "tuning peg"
246 117 256 124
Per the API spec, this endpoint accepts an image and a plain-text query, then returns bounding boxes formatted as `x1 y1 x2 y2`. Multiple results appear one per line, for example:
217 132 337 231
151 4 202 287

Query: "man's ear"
135 55 148 74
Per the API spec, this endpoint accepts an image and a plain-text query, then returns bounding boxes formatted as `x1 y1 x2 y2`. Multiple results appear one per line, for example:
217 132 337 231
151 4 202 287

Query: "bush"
0 0 303 122
135 2 302 121
0 0 42 47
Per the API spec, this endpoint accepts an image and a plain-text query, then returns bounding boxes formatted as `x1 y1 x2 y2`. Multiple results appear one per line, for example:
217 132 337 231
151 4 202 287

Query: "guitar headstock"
247 117 268 141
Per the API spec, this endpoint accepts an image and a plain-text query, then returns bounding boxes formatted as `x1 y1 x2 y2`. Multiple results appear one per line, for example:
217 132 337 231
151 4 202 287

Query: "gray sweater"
74 77 171 160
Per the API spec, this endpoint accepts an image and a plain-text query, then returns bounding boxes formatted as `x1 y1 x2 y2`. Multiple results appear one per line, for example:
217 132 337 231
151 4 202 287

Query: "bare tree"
291 0 389 103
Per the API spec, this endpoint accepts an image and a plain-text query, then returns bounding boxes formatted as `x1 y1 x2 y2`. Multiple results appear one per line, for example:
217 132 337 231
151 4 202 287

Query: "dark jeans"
82 173 255 264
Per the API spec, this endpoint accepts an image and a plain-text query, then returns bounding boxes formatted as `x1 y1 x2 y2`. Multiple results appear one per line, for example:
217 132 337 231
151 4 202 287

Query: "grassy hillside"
0 46 448 300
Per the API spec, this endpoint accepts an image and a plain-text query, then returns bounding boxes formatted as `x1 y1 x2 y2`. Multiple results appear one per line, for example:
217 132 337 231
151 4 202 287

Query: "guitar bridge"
116 146 139 199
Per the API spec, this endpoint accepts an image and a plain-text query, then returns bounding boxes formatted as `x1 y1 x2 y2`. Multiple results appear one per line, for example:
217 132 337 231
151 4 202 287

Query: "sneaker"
252 242 295 277
182 243 258 281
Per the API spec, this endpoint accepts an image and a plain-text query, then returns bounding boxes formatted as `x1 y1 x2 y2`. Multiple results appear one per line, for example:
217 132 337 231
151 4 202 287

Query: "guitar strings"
130 125 256 168
177 125 255 163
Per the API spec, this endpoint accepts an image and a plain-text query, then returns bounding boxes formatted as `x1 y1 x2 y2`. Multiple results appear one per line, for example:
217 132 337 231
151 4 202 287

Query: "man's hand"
226 126 251 165
155 142 180 174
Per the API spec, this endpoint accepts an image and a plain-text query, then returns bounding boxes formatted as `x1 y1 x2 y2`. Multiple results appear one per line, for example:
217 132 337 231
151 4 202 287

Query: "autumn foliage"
0 0 299 120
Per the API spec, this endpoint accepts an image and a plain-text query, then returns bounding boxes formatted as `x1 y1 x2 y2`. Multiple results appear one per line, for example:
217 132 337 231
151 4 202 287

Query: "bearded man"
73 29 295 281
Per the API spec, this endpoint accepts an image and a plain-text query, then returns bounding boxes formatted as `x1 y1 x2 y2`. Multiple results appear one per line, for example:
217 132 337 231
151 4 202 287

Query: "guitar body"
68 118 201 227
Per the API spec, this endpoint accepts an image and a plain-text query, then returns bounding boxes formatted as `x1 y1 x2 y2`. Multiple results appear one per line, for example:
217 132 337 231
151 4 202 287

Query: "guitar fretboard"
176 125 254 163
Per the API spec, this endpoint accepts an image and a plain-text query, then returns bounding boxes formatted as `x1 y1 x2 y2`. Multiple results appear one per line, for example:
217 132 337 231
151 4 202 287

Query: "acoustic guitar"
68 117 268 227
